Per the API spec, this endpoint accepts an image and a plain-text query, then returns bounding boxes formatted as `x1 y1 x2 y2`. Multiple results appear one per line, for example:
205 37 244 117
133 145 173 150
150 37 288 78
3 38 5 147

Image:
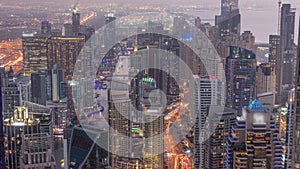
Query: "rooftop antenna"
277 0 281 35
72 0 79 14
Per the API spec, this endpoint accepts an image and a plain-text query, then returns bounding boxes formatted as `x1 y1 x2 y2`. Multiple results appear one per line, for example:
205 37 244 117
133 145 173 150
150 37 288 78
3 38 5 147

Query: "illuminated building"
277 4 296 104
48 36 85 80
226 99 283 169
22 33 50 77
206 108 236 169
46 99 68 132
194 75 224 168
72 7 80 36
41 20 51 35
4 106 55 169
269 35 280 69
108 87 133 168
292 17 300 169
215 0 241 41
225 46 256 112
0 68 5 169
284 89 295 168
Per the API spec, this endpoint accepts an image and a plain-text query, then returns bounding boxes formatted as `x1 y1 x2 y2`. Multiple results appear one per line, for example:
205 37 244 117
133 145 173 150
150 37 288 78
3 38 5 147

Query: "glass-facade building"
225 46 256 112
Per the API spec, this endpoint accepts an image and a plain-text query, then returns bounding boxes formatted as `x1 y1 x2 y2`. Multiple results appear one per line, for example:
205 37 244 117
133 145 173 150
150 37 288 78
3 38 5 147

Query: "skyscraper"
216 0 241 41
72 7 80 36
41 20 51 35
277 4 296 104
68 126 108 168
2 81 21 119
48 64 65 102
256 63 275 94
269 35 280 69
206 108 236 169
0 67 5 169
4 106 55 169
225 46 256 112
292 17 300 169
22 34 50 76
221 0 238 15
226 99 283 169
48 36 85 80
31 72 51 105
194 75 224 168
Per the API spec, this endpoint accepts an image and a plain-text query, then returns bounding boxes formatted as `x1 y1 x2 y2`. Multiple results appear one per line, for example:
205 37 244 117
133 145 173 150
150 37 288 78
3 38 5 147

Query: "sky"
2 0 300 42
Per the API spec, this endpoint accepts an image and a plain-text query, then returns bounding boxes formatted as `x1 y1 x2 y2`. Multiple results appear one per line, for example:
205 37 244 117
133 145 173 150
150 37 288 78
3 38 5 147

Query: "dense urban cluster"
0 0 300 169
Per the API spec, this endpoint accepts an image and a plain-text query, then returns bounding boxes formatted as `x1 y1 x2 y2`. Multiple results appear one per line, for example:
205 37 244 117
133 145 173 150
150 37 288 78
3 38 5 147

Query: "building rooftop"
248 99 264 110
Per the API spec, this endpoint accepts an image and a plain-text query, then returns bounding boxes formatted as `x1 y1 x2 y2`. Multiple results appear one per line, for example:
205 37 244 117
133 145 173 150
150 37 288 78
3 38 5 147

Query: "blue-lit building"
225 46 256 113
226 99 283 168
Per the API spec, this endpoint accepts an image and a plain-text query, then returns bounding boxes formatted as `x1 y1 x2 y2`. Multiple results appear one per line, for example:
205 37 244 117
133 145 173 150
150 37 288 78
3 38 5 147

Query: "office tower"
63 23 73 36
41 20 51 35
221 0 239 15
226 99 283 169
211 30 255 65
17 76 31 105
79 25 95 40
256 63 275 94
104 12 116 52
215 0 241 41
277 4 296 104
51 29 62 37
108 87 133 168
2 81 21 119
0 69 5 169
48 64 65 102
225 46 256 112
31 72 51 105
284 88 295 168
4 106 55 169
48 36 85 80
206 108 236 169
22 33 50 76
72 7 80 36
194 75 224 168
46 99 68 132
292 17 300 169
68 125 108 168
269 35 280 69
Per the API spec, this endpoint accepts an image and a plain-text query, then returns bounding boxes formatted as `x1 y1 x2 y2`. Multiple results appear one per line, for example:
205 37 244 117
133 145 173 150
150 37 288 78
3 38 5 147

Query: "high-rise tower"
226 99 283 169
72 6 80 36
225 46 256 112
216 0 241 40
276 4 296 104
292 17 300 169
